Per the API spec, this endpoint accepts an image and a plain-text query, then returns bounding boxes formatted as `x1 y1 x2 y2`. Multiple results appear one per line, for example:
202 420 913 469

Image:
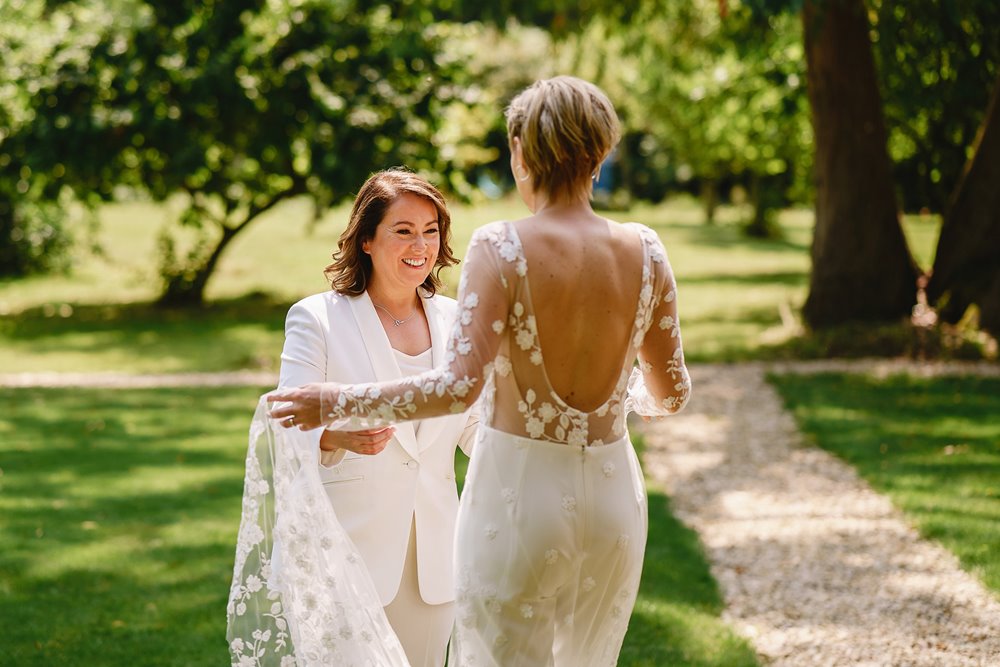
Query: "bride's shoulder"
470 220 514 243
613 221 671 267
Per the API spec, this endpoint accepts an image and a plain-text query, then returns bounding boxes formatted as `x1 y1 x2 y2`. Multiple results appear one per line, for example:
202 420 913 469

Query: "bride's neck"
530 188 594 218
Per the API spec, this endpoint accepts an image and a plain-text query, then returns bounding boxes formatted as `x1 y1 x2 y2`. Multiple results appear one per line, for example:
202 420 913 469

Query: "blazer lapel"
347 292 421 461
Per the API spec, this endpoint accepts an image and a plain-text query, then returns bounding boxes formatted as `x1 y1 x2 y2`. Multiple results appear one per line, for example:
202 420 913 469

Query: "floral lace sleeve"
318 224 511 428
625 231 691 417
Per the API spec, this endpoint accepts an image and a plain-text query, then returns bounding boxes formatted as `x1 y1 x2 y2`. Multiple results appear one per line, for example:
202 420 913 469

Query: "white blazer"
278 290 477 606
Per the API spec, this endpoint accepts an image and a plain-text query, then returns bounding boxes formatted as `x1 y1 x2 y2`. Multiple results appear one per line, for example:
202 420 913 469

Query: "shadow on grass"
640 218 810 255
0 294 289 373
0 386 269 667
769 373 1000 593
681 271 806 287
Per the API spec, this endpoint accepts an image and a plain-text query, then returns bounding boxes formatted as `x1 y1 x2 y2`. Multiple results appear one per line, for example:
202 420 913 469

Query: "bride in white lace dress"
268 76 691 666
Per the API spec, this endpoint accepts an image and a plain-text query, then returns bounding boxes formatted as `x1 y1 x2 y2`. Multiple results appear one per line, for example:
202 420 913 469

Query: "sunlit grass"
0 386 758 666
769 372 1000 593
0 195 942 373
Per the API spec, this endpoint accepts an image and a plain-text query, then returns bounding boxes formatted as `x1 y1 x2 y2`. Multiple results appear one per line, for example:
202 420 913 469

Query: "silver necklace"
372 301 417 327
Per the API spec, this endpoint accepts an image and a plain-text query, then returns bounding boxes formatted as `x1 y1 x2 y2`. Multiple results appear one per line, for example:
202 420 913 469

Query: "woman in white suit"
277 168 477 667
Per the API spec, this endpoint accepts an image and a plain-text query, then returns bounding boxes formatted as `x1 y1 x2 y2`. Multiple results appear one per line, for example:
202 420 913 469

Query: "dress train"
226 397 410 666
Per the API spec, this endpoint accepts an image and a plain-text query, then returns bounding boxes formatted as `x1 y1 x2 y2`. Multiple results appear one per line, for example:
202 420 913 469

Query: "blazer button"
405 459 419 470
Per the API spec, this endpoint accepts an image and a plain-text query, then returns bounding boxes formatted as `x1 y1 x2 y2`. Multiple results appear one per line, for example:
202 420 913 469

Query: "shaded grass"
1 387 756 666
619 432 758 666
769 373 1000 593
0 385 269 666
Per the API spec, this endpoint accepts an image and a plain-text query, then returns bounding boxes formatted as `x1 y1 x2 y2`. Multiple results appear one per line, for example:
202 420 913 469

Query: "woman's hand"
320 427 395 457
268 384 327 430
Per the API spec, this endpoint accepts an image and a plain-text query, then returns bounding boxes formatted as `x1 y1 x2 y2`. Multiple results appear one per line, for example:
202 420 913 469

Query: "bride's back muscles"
513 214 644 412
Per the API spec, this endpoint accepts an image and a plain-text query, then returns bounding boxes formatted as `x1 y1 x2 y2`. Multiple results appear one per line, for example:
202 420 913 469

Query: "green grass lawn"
0 196 941 373
769 372 1000 594
1 386 757 666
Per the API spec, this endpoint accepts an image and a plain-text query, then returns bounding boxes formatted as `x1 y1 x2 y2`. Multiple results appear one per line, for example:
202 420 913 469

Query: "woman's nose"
412 234 428 250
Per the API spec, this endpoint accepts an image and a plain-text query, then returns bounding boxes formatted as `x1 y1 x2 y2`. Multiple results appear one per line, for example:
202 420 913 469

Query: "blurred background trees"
0 0 997 339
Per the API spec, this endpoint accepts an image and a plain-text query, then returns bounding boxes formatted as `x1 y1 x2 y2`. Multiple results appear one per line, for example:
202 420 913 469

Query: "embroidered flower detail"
561 495 577 512
339 625 353 640
538 402 557 422
520 603 534 619
464 293 480 308
530 350 543 366
457 337 473 355
545 549 559 565
494 355 512 377
526 417 545 438
567 428 587 448
582 577 596 592
492 319 505 334
513 302 524 317
664 289 676 303
515 328 535 351
611 605 623 618
617 534 630 550
501 487 516 504
494 634 509 647
602 462 616 478
484 524 498 540
245 574 263 593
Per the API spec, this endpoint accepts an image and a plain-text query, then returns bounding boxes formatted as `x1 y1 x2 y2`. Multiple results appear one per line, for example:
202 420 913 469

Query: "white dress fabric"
226 399 410 667
312 220 691 665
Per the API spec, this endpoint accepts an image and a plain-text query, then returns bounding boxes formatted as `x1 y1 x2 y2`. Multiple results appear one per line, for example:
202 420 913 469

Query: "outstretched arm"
270 226 510 430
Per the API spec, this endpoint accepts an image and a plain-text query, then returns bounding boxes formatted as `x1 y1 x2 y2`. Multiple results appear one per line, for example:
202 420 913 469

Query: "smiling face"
362 192 441 299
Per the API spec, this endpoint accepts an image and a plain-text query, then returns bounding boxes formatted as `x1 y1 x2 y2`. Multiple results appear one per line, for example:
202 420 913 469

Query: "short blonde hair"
505 76 621 201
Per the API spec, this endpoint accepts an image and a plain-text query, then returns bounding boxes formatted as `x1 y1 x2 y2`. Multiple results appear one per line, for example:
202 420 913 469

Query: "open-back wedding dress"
227 220 689 666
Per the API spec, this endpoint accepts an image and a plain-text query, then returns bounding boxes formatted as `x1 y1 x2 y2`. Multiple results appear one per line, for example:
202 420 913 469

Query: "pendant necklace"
372 301 417 327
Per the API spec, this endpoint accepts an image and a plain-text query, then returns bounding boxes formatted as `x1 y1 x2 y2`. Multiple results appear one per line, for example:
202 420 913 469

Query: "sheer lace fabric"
318 220 691 442
226 398 409 667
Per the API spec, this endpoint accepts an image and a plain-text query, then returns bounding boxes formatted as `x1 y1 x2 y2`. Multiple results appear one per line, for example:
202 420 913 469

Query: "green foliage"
609 1 812 218
770 372 1000 593
0 185 73 278
872 0 1000 212
1 0 471 304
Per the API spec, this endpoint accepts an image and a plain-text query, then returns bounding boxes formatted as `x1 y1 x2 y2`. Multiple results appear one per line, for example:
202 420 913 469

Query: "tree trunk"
800 0 919 328
701 176 718 225
157 223 242 308
926 71 1000 336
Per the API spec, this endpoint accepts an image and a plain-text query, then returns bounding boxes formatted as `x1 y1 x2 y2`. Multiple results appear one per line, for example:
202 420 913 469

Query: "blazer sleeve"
278 299 344 466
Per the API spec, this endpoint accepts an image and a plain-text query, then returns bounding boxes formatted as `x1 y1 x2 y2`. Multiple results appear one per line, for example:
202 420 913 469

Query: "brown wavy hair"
505 76 621 202
324 168 457 296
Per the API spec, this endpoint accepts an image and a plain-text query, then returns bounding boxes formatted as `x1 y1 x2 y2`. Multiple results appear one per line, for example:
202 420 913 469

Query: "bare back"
512 214 644 411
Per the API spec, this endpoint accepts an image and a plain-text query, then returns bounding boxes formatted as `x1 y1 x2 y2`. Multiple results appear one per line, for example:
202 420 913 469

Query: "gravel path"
5 361 1000 664
639 363 1000 666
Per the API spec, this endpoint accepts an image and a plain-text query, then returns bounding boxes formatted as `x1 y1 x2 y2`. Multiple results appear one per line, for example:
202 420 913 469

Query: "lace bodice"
317 220 690 445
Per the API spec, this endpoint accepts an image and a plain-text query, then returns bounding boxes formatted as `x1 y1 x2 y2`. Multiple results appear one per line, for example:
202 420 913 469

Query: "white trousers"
452 426 648 667
384 518 456 667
